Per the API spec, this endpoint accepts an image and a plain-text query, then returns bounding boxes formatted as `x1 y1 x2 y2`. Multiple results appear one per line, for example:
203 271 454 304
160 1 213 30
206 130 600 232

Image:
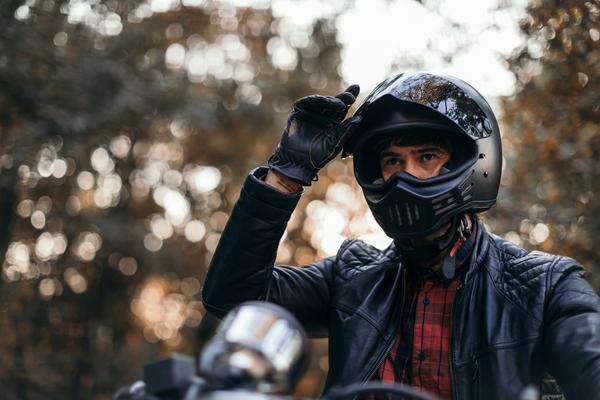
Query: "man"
201 72 600 399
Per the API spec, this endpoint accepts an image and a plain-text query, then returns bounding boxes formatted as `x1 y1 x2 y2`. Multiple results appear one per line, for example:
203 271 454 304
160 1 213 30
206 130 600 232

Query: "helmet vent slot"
432 192 453 205
387 204 404 226
433 197 456 211
434 202 458 216
405 203 413 225
386 204 422 226
461 184 473 197
458 170 475 190
433 189 461 215
458 170 475 201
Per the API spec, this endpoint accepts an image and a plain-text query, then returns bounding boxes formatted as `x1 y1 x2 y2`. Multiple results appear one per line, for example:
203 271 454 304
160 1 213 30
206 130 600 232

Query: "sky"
268 0 529 102
63 0 530 102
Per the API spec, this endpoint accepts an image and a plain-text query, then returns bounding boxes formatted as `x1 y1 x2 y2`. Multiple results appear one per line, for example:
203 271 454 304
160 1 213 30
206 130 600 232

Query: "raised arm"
201 167 334 329
202 85 361 332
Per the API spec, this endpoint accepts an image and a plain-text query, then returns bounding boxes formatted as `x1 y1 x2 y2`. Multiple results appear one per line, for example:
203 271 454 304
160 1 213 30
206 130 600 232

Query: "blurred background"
0 0 598 398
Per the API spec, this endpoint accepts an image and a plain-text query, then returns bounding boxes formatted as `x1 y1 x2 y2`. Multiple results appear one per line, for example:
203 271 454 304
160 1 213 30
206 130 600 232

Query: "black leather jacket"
202 168 600 400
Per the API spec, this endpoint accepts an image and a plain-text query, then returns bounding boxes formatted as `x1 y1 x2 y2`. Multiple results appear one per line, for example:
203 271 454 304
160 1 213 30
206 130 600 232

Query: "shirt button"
423 297 430 305
418 351 426 361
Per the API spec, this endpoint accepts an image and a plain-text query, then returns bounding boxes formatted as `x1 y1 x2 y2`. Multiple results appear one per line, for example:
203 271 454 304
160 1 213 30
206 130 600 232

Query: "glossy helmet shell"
343 72 502 240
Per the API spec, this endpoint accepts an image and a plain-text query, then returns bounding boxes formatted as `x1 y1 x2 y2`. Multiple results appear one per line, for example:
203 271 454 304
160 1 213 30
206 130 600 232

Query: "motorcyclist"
201 72 600 400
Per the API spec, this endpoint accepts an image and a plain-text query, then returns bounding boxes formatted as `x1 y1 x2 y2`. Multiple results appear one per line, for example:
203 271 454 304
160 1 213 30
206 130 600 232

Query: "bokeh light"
184 220 206 242
131 277 205 345
118 257 139 276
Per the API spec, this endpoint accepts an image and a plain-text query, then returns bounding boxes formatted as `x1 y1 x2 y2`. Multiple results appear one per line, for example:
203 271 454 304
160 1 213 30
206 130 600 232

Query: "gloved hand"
268 85 362 186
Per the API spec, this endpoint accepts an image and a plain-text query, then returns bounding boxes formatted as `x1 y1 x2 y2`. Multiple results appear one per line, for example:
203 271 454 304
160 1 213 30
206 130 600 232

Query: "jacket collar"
462 217 489 286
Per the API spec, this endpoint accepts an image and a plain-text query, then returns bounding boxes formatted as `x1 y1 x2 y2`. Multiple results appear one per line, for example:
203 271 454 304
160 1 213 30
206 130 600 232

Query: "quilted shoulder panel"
334 239 400 280
485 233 583 319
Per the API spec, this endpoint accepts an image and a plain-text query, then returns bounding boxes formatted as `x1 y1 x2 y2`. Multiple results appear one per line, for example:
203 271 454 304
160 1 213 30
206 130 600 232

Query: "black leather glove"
268 85 362 186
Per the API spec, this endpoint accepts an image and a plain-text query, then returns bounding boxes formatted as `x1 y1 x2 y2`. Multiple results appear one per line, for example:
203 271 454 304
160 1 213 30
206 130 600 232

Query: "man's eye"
421 154 436 162
384 158 401 166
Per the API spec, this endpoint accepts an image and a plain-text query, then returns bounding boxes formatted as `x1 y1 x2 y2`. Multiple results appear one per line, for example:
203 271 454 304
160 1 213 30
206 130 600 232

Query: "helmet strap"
441 215 472 280
396 214 472 280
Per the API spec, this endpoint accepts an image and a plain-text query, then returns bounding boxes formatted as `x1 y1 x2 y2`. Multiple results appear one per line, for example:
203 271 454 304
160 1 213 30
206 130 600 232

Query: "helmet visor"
355 73 494 141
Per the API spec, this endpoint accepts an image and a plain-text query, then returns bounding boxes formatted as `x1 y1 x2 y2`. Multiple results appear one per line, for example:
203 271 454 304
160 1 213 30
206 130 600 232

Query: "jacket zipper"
449 282 463 400
361 267 407 383
451 219 481 399
450 224 480 400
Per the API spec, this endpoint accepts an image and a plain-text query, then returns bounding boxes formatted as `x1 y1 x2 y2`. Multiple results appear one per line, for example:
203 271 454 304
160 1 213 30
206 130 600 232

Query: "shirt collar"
408 218 477 284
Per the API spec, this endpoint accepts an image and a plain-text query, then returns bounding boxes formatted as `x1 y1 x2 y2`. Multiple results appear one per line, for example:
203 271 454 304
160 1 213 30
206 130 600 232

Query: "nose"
404 158 423 179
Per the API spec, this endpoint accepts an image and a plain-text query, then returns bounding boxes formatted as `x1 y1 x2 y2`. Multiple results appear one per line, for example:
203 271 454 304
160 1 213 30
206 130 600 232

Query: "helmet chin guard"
365 168 478 240
345 72 502 241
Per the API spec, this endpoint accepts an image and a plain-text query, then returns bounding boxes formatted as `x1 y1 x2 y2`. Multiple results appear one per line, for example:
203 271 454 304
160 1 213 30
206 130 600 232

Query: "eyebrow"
379 151 399 159
379 146 448 159
413 146 446 154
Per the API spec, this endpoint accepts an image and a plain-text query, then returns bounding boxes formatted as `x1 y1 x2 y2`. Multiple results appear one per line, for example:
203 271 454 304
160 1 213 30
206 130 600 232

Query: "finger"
345 84 360 98
335 92 356 106
294 95 347 122
295 95 345 113
335 84 361 106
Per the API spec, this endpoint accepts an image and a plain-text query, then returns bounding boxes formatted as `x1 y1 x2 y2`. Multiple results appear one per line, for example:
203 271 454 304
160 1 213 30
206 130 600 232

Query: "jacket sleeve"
542 261 600 400
201 167 335 333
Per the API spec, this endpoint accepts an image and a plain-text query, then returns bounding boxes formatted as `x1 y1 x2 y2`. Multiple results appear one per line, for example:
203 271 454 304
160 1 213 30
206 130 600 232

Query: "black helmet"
343 72 502 240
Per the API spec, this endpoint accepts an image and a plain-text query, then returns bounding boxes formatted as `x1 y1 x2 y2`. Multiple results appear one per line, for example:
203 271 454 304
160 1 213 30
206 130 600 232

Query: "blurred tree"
0 1 346 398
491 0 600 288
10 0 594 399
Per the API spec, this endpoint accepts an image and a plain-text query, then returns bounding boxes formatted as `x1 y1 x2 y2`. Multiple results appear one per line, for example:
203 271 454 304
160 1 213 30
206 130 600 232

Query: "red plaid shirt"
372 225 476 400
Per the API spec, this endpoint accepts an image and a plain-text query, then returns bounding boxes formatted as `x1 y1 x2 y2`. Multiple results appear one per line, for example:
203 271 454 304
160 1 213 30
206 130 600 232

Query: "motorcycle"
114 302 539 400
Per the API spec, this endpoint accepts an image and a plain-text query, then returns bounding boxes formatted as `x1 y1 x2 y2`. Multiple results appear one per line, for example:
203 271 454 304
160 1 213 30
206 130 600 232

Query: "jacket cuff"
243 167 302 213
